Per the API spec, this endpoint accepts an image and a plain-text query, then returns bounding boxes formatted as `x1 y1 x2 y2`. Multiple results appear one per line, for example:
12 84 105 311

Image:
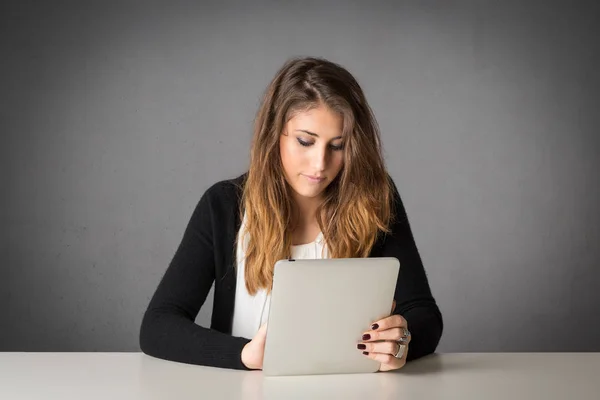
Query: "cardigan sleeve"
139 184 251 370
382 178 444 361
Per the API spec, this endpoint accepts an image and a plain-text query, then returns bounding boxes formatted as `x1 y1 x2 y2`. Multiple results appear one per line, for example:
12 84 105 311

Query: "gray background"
2 0 599 353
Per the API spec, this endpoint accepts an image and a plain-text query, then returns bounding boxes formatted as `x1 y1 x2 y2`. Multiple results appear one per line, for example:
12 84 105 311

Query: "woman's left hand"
357 300 411 371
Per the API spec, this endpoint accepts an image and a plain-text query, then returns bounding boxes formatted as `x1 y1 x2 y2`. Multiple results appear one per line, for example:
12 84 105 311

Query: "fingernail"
362 351 369 355
362 334 371 340
357 344 366 350
371 323 379 330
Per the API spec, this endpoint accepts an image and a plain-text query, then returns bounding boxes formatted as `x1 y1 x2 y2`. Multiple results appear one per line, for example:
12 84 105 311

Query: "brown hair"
239 56 394 295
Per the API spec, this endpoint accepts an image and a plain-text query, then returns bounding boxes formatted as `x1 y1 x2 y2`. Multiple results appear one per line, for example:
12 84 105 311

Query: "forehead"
287 106 343 137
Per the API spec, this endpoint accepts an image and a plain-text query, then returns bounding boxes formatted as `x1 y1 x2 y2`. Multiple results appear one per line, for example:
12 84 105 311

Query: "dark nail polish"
362 334 371 340
371 323 379 330
357 344 366 350
363 351 369 355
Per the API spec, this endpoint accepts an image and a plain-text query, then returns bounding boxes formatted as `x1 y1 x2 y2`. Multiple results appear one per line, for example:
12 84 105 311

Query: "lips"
303 174 325 182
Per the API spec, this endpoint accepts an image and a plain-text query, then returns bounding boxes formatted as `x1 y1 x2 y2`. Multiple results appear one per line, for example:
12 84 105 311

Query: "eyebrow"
296 129 343 140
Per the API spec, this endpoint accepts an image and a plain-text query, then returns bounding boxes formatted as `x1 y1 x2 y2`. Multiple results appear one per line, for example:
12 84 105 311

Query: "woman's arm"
139 185 251 370
381 178 444 361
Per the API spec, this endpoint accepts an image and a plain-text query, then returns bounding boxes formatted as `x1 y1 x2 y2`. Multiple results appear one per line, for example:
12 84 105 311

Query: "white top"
231 214 329 339
3 353 600 399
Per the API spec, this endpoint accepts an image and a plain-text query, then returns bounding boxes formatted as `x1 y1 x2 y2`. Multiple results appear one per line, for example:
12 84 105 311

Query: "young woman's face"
279 104 345 201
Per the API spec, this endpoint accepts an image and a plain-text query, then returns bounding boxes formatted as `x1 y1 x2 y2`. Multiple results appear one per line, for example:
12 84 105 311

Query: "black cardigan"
139 173 443 370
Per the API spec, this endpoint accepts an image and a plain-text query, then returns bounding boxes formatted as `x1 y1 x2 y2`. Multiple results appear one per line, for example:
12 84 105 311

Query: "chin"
301 190 324 199
292 184 326 199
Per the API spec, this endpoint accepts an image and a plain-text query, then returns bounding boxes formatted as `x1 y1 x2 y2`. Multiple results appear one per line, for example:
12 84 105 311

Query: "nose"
312 145 328 172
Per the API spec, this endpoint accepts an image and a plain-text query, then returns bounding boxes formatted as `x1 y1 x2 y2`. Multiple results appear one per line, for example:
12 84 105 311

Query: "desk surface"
1 352 599 399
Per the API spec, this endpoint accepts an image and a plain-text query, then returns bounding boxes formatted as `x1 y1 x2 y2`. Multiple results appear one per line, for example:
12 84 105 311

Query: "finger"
357 341 400 355
256 323 268 342
361 350 405 371
258 323 268 334
360 327 411 343
366 315 407 337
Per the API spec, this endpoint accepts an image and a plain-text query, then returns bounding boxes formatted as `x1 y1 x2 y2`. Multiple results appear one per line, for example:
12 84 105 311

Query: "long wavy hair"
239 56 394 295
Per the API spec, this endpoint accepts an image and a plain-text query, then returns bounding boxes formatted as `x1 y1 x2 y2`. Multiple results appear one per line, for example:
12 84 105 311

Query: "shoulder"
383 174 409 233
202 172 247 199
187 173 248 234
198 172 248 212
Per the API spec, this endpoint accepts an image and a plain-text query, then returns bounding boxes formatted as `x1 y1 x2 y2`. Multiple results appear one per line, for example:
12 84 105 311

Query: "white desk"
1 352 598 399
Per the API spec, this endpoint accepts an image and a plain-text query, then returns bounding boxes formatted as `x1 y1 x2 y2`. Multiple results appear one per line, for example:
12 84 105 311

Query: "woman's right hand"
241 323 268 370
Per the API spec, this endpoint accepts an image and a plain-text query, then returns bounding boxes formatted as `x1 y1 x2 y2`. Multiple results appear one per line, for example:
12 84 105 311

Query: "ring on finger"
393 343 406 359
398 327 411 343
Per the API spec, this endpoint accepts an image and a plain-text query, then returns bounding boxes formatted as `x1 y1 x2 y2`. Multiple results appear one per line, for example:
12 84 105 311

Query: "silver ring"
398 327 411 343
393 343 406 359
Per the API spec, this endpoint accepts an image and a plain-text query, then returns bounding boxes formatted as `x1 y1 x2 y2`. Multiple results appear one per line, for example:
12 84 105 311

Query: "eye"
329 143 344 151
297 138 312 147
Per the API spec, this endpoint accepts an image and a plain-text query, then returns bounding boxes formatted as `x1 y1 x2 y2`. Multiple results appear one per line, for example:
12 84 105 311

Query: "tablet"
262 257 400 376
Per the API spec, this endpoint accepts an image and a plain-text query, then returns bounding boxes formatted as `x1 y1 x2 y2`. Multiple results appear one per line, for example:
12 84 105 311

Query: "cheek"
331 152 344 172
280 139 303 172
283 142 306 167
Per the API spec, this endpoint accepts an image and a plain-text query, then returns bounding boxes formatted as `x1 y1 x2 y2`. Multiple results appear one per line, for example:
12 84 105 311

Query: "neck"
290 192 321 229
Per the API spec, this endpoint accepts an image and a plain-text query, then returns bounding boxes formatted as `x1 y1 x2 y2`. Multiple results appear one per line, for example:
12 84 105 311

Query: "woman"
139 57 443 371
